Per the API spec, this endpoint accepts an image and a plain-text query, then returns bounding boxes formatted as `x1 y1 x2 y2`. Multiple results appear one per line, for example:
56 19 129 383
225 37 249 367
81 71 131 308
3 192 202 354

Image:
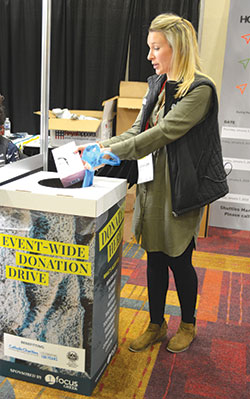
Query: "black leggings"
147 239 197 325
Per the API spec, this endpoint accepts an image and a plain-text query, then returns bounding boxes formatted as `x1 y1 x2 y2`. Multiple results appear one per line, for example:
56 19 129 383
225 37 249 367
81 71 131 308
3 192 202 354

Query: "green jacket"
101 75 221 255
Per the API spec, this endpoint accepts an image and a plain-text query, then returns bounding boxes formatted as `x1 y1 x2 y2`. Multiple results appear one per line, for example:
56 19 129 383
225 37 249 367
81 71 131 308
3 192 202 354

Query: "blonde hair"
149 13 211 98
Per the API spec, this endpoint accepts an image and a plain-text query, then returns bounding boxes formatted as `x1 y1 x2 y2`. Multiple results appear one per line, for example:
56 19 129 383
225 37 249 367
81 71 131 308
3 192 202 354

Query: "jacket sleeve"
100 90 150 147
101 111 141 147
6 142 21 163
110 85 212 160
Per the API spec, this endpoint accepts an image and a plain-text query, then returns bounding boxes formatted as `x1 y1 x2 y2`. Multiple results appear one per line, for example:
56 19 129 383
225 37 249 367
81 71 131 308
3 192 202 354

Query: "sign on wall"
209 0 250 230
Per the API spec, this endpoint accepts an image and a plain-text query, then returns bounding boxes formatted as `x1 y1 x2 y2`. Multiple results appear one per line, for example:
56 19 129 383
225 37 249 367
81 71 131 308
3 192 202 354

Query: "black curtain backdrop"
0 0 135 134
50 0 135 114
129 0 201 81
0 0 42 134
0 0 200 135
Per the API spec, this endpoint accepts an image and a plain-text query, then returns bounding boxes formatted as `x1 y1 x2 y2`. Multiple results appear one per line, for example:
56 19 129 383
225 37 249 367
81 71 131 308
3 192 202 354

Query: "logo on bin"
45 374 78 390
67 350 79 368
45 374 56 385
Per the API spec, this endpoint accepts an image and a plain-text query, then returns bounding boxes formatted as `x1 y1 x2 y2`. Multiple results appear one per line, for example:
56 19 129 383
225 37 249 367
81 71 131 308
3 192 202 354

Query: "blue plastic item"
81 144 120 187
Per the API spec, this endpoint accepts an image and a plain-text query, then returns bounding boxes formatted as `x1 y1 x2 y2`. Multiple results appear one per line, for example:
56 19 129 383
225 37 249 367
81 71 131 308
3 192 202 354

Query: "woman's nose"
147 49 153 60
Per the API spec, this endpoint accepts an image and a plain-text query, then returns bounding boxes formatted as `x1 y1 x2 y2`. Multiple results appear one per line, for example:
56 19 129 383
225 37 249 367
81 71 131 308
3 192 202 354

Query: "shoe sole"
166 345 190 353
166 336 196 353
128 334 167 353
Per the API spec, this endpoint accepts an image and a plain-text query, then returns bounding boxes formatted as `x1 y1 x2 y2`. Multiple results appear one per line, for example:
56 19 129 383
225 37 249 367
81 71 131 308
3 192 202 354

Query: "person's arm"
76 87 150 157
100 107 143 147
75 107 143 158
6 142 21 163
109 85 212 161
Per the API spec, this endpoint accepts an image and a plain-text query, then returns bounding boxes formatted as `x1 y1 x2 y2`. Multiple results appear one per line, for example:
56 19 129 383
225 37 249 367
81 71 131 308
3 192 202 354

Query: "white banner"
218 4 250 129
4 333 85 373
210 0 250 230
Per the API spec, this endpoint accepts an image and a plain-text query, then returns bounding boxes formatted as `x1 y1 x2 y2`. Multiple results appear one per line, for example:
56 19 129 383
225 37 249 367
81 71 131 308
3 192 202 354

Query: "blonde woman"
77 14 228 353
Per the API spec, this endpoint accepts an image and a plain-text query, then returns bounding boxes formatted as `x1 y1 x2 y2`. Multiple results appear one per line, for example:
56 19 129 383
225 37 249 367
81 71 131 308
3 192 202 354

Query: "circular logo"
67 351 79 362
45 374 56 385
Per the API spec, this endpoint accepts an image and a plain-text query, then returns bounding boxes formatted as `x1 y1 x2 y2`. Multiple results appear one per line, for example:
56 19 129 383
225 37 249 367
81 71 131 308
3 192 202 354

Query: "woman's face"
147 31 173 77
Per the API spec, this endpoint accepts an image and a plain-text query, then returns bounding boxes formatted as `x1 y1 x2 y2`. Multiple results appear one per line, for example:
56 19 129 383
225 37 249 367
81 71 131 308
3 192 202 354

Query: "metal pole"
198 0 205 51
40 0 51 171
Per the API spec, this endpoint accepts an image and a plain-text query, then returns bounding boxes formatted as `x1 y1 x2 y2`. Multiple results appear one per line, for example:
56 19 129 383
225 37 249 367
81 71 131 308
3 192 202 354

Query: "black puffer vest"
140 73 229 216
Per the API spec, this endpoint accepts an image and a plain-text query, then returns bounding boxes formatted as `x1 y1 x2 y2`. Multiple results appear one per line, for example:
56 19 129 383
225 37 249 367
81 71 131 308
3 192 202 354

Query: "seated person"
0 94 21 167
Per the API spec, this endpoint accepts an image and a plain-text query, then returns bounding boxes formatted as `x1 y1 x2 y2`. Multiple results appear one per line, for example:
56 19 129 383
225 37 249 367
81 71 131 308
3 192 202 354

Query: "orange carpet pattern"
0 227 249 399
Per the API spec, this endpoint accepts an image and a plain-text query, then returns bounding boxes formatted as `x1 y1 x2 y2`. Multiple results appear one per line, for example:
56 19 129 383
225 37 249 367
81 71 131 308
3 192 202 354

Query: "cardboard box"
47 110 101 147
99 96 117 140
36 97 116 147
116 81 148 135
198 205 210 238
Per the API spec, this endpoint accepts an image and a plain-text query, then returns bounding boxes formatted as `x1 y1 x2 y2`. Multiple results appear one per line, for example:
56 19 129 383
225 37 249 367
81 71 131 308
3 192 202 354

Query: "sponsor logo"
45 374 56 385
67 351 78 362
44 374 78 391
67 350 79 368
8 344 38 356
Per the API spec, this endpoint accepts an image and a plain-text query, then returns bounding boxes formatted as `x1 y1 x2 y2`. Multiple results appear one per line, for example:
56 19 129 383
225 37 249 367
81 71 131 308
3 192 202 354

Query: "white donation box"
0 172 127 396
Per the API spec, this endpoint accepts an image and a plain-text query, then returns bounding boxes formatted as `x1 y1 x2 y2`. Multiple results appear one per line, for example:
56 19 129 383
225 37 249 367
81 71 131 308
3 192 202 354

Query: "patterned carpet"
1 227 249 399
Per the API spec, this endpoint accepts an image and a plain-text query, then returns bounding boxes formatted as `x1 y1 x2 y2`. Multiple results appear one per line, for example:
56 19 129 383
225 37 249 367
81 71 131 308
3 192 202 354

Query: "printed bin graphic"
0 171 127 396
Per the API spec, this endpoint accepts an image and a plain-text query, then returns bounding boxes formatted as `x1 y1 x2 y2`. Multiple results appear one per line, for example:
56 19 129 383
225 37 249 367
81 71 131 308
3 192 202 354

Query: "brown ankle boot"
129 320 167 352
166 321 196 353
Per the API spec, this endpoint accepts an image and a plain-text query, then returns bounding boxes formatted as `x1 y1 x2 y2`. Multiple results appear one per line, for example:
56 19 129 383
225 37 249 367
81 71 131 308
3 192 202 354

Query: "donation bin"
0 171 127 396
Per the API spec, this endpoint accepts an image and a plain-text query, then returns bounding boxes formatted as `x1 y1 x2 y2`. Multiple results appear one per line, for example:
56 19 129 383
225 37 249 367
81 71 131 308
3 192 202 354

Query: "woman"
77 14 228 353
